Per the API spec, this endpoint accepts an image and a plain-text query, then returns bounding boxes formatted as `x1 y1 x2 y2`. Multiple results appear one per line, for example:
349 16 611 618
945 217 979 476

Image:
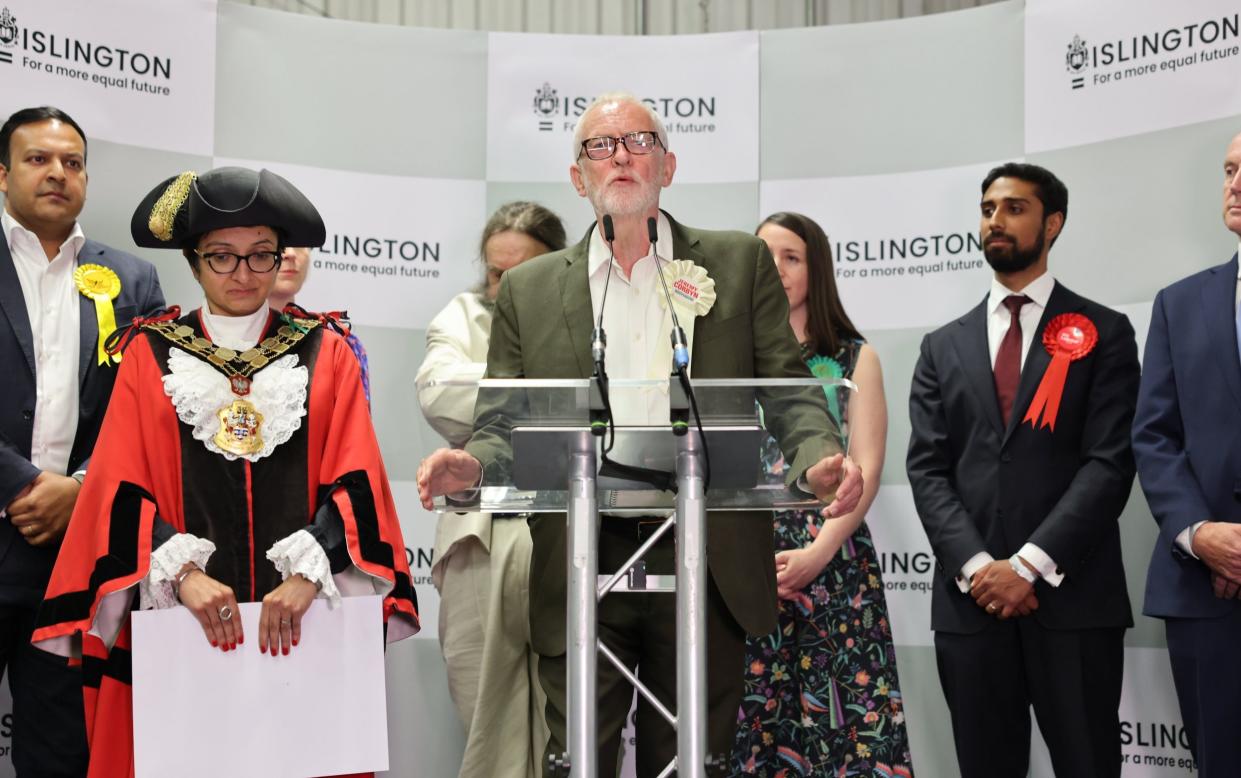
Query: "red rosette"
1021 313 1098 431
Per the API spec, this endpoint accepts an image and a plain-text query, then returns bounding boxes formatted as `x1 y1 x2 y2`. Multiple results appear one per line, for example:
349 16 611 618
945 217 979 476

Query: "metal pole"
675 430 708 777
567 431 598 778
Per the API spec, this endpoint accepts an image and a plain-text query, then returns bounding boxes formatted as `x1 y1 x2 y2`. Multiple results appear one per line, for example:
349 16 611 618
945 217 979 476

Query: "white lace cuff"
266 529 342 606
139 533 217 610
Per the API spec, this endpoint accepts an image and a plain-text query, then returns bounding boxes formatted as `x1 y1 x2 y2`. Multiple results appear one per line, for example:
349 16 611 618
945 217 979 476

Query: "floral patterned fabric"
733 340 915 777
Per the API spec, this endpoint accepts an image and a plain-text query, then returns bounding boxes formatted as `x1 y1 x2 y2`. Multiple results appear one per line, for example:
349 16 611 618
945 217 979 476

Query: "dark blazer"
0 234 164 605
465 214 837 657
907 281 1138 634
1136 255 1241 619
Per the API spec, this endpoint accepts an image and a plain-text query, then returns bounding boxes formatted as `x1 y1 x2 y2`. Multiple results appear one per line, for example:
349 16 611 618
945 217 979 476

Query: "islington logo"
532 82 557 131
528 81 720 136
0 5 176 92
1065 34 1088 89
0 8 16 64
1063 13 1239 91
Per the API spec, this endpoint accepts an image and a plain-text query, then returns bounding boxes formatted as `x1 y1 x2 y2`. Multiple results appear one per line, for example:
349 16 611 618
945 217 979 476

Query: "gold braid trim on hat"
147 171 198 242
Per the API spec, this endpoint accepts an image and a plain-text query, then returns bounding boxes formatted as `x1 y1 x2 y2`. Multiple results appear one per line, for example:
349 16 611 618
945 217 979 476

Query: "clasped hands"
971 558 1040 620
6 471 80 546
415 448 864 517
176 565 318 655
1189 521 1241 600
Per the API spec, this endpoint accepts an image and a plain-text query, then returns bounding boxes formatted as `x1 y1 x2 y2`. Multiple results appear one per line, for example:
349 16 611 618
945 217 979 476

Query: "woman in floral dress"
732 212 914 777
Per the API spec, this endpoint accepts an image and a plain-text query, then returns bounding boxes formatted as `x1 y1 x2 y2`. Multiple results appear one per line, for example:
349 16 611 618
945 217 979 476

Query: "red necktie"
994 294 1032 426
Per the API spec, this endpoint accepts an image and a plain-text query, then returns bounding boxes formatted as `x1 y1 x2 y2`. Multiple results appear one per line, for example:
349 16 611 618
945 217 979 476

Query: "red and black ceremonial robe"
31 309 417 778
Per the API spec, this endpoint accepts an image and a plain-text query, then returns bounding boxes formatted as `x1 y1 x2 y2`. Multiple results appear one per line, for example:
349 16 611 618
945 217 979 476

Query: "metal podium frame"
432 376 852 778
515 425 774 778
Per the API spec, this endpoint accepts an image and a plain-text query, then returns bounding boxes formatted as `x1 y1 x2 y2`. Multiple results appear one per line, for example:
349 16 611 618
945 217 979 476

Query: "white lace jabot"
161 303 308 462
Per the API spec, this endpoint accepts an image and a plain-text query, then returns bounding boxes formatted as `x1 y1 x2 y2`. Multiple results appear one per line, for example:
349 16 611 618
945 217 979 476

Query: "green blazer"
465 213 840 656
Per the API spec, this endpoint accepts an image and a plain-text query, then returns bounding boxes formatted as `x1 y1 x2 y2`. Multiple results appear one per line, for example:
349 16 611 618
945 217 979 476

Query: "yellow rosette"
74 264 122 366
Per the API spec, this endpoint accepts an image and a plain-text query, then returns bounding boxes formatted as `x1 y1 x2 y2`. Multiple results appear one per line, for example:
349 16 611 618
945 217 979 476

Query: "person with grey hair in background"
416 201 566 778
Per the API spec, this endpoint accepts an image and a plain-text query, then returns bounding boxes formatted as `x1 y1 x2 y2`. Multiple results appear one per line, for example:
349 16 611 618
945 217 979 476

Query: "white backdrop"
0 0 1238 775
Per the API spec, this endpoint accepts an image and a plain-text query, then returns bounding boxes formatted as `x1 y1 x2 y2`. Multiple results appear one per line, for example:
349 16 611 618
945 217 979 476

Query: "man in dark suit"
418 92 862 775
1134 130 1241 778
907 162 1138 778
0 106 163 775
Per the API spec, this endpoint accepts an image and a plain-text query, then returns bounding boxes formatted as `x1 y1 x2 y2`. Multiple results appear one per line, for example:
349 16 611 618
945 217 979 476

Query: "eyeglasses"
194 251 282 274
578 131 664 161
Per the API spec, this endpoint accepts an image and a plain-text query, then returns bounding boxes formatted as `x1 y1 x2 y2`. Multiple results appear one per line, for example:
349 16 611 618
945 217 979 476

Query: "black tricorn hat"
130 167 326 250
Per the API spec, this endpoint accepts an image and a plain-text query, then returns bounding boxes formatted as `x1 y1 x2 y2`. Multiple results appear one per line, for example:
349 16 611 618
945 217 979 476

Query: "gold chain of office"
144 318 321 387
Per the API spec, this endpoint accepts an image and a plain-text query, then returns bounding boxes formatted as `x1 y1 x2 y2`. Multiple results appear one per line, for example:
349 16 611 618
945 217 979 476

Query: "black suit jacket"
906 282 1137 634
0 234 164 605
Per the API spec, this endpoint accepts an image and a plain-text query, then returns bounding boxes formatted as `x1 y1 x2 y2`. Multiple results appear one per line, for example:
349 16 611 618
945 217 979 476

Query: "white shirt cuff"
1017 542 1064 587
956 552 994 593
266 529 342 607
1176 521 1207 559
140 533 217 610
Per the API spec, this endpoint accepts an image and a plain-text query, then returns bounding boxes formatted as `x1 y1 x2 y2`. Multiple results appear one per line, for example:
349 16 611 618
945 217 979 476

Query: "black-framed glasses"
194 250 282 274
578 130 664 161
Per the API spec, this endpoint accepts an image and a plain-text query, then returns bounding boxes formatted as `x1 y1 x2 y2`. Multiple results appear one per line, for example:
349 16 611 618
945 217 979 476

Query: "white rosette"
649 258 717 378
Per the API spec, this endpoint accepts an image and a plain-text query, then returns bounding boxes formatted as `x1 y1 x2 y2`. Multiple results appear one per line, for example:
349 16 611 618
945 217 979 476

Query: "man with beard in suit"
907 162 1138 777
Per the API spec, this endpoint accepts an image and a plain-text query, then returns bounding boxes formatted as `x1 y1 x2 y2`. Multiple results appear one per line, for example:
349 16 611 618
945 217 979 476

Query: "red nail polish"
211 640 217 647
292 638 299 647
282 646 289 656
260 645 266 654
238 636 244 645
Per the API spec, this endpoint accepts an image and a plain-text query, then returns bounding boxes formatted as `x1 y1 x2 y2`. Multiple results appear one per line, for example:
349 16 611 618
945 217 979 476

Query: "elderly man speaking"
417 92 861 775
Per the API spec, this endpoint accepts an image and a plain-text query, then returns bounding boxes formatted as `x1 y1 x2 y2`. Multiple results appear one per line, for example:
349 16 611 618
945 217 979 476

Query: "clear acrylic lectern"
430 377 853 778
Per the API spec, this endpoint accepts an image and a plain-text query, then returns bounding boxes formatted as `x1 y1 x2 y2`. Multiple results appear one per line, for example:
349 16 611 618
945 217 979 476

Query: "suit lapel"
1202 254 1241 408
949 298 1004 437
559 229 595 378
0 235 37 377
76 240 106 384
1002 282 1082 446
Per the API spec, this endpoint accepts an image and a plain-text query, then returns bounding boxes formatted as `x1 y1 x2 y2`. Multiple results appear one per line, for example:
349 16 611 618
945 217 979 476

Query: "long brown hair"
758 211 862 356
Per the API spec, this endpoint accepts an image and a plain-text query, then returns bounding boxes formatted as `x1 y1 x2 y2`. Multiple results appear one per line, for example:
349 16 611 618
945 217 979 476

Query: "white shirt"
3 210 84 476
986 271 1056 372
587 212 677 425
957 271 1064 592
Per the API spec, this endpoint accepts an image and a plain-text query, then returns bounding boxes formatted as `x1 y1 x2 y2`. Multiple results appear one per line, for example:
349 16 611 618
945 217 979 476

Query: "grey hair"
571 91 669 160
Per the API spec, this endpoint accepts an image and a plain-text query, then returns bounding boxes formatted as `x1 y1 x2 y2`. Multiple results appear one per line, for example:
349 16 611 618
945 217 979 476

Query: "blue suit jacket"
1137 254 1241 619
0 233 164 606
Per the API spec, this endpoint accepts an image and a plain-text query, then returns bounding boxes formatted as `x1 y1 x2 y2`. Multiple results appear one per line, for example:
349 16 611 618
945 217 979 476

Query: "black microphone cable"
648 216 711 490
592 214 618 454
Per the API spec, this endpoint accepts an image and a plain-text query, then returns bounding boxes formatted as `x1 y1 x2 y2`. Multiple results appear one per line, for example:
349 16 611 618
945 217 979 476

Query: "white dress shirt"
1177 240 1241 558
3 210 83 477
957 271 1065 592
587 212 678 425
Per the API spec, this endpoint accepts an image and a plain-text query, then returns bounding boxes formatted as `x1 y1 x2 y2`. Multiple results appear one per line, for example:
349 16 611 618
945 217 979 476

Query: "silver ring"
280 618 292 626
218 605 233 621
986 603 998 613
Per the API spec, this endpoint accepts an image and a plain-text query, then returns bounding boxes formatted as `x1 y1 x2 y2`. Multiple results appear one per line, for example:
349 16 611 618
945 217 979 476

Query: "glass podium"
429 377 853 778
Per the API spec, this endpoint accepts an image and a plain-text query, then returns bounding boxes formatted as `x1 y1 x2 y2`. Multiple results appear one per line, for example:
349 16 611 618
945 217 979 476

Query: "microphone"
591 215 616 369
649 216 690 372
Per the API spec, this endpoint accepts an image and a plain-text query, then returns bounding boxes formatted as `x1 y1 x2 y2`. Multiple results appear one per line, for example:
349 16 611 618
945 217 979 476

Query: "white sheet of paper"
131 595 389 778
